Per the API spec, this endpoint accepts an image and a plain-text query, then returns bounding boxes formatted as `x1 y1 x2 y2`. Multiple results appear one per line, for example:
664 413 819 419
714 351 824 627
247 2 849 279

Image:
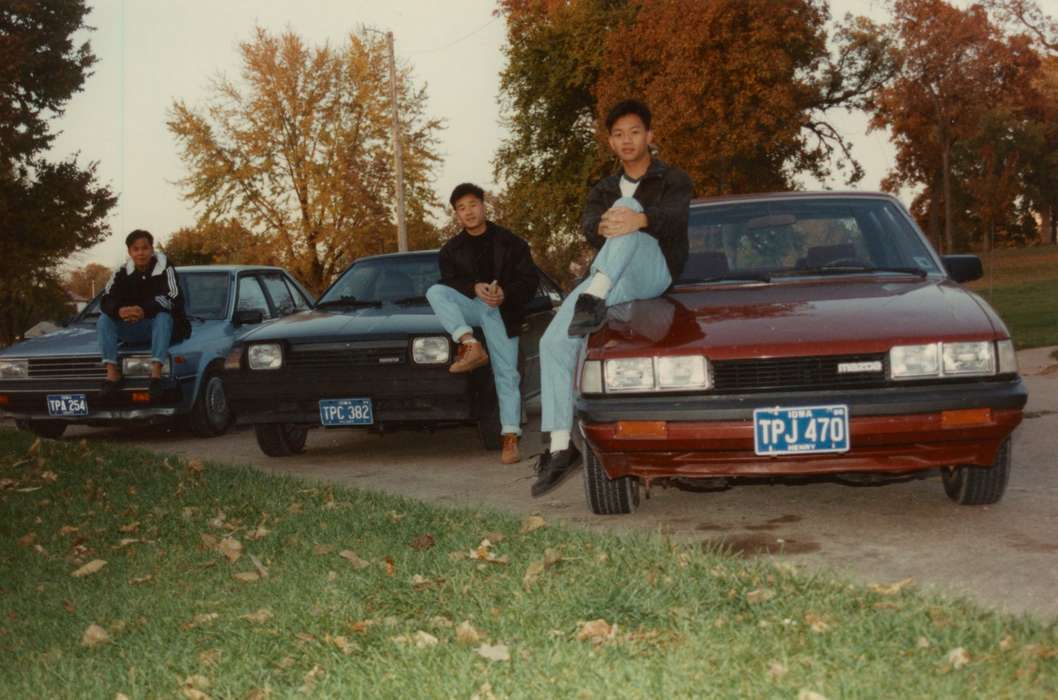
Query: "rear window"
320 255 441 304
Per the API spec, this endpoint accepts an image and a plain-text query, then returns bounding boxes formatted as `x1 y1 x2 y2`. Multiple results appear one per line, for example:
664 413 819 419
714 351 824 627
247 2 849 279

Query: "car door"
519 270 564 400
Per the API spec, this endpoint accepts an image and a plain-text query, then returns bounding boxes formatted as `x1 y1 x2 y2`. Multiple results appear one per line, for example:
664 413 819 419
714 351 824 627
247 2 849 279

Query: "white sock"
462 338 479 345
549 430 571 453
584 272 612 299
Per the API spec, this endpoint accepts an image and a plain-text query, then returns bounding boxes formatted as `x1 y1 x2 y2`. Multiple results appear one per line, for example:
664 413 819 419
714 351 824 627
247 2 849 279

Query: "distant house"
65 289 90 313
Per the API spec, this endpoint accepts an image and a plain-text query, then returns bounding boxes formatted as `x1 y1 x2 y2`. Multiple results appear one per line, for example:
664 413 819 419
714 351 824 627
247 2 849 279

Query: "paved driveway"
68 347 1058 619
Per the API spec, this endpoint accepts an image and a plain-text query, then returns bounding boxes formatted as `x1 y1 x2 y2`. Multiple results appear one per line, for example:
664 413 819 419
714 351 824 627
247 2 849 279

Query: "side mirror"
234 309 265 326
942 255 983 284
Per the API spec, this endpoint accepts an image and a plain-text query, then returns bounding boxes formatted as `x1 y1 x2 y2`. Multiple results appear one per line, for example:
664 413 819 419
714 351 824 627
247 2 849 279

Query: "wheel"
942 438 1012 505
15 420 66 439
188 372 233 437
582 443 639 515
254 423 309 457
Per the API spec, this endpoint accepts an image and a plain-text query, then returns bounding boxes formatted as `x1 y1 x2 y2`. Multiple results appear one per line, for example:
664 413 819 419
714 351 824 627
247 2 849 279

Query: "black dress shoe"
531 445 583 497
567 294 607 337
99 379 122 400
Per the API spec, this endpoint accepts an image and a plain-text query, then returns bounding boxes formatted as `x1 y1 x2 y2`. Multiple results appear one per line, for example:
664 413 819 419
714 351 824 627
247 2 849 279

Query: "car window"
179 272 230 320
681 198 942 283
537 272 563 305
320 254 441 304
260 273 296 315
237 275 273 318
282 276 311 310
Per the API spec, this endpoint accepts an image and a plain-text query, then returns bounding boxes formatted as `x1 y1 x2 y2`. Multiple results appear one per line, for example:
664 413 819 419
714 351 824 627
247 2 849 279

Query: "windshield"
679 198 942 284
79 271 232 320
319 254 441 306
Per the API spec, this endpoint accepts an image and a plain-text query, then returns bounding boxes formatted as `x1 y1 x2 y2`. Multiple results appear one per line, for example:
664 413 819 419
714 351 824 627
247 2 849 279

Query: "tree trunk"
941 142 953 254
928 172 942 251
1041 204 1053 246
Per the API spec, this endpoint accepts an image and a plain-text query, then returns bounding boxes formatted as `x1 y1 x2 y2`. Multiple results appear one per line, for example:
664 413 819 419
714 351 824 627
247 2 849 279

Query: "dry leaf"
249 554 269 579
244 688 270 700
326 570 337 582
386 510 405 523
313 543 335 555
63 600 76 614
241 609 273 624
523 561 545 588
409 533 435 550
456 620 483 645
245 526 270 541
72 559 107 577
947 647 971 669
917 636 931 649
430 616 452 628
82 623 110 647
999 635 1014 651
870 577 914 595
410 574 433 590
208 512 227 529
483 531 505 543
383 556 396 576
186 458 204 474
117 538 141 548
57 525 77 537
338 550 370 569
393 630 439 648
183 612 219 629
276 656 295 669
129 574 153 585
40 470 58 483
233 572 260 583
576 619 616 642
327 634 354 655
300 665 324 693
746 589 775 604
198 648 222 666
476 642 510 661
218 537 243 563
798 692 828 700
16 532 35 547
768 661 787 680
350 619 377 634
200 533 219 549
520 515 546 534
28 438 41 455
470 682 498 700
804 612 830 633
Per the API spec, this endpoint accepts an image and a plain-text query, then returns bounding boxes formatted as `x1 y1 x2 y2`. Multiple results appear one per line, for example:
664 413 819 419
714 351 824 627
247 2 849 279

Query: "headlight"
657 356 710 390
604 357 655 392
997 339 1017 375
0 359 28 379
890 344 940 379
122 356 170 377
942 341 994 376
412 336 450 364
247 343 283 370
580 360 603 394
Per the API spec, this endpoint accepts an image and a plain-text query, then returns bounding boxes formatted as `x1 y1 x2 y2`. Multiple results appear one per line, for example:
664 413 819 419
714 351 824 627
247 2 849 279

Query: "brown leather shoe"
449 341 489 373
501 434 520 464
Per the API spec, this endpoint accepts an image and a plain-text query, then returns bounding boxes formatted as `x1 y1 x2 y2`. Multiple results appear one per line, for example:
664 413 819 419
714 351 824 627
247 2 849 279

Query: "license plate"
753 404 849 456
47 394 88 417
319 398 373 426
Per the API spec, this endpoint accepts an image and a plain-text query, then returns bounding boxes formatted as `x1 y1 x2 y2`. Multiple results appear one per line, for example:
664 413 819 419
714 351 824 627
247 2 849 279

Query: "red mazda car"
575 192 1027 514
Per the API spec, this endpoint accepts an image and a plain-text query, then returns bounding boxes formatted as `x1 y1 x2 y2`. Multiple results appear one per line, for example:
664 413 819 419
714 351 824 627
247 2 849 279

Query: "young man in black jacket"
531 100 693 497
98 229 183 401
426 183 539 465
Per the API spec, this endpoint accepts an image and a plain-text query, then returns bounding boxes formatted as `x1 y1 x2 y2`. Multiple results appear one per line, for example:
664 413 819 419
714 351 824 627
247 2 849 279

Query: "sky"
52 0 901 271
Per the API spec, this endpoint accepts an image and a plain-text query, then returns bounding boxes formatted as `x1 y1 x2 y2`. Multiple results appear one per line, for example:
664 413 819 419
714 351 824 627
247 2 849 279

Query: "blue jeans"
97 312 173 367
425 284 522 436
540 197 671 433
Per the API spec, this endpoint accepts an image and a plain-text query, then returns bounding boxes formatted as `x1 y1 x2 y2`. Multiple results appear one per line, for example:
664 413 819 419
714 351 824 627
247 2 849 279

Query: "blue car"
0 265 314 439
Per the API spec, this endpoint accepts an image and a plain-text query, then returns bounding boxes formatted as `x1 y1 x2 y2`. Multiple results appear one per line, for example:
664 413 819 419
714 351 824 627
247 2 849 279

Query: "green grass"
2 430 1058 698
968 246 1058 349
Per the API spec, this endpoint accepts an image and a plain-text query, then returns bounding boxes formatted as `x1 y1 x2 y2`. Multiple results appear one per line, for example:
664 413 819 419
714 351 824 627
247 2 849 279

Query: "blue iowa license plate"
753 404 849 456
319 398 373 426
47 394 88 417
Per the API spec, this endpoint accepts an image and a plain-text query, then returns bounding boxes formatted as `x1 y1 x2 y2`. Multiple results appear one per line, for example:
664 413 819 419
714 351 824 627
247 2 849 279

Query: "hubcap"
207 378 228 424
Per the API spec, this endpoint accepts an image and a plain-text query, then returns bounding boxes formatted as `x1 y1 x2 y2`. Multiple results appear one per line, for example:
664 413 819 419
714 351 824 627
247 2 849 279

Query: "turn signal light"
0 394 8 406
941 408 992 427
616 420 668 438
131 391 151 403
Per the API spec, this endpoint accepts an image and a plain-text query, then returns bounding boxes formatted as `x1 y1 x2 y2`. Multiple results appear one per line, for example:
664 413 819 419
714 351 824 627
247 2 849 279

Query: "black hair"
449 183 485 207
125 229 154 247
605 100 652 132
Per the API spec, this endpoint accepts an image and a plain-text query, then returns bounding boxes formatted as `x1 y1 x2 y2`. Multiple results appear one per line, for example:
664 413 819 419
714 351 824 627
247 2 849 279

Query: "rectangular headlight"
997 339 1017 375
412 336 450 364
890 344 940 380
657 355 710 390
580 360 603 394
248 343 283 370
0 359 28 379
122 356 170 377
942 341 995 376
604 357 655 392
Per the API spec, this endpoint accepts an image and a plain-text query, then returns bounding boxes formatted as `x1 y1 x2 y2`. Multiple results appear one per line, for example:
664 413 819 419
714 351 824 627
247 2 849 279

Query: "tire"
188 372 233 438
254 423 309 457
942 438 1012 506
583 443 639 515
16 420 66 440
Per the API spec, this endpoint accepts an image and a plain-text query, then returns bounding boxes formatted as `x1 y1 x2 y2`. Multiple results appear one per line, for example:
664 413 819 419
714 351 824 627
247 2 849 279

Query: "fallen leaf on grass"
186 458 204 475
338 550 370 569
245 526 270 541
470 682 498 700
326 634 354 655
870 577 914 595
218 537 243 563
576 619 617 642
804 612 830 633
182 613 219 629
208 512 227 529
276 656 295 669
947 647 971 669
63 600 76 614
430 616 452 628
129 574 153 585
198 648 222 666
384 556 396 576
40 470 58 483
28 437 42 455
798 691 828 700
81 623 110 647
241 609 273 624
999 635 1015 651
0 478 18 490
117 538 141 548
469 539 509 565
409 533 435 551
410 574 436 590
350 619 377 634
233 572 260 583
300 665 324 693
392 630 439 648
244 688 271 700
520 515 546 534
200 533 219 549
17 532 35 547
249 554 269 579
476 643 510 662
386 510 405 523
768 661 787 680
746 589 775 604
118 521 140 533
314 543 335 555
72 559 107 577
917 636 931 648
456 620 483 645
523 561 546 588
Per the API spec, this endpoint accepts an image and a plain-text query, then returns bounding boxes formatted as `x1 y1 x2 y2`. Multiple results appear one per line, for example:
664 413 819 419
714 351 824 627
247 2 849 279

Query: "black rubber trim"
575 377 1027 423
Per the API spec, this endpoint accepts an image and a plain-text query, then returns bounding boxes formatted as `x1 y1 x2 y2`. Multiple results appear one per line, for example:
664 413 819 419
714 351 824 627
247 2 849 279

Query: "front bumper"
0 377 189 423
576 378 1027 480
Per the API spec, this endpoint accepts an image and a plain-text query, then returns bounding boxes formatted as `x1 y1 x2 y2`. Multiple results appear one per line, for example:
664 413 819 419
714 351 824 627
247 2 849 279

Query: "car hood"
236 305 446 344
0 318 233 358
587 278 1005 360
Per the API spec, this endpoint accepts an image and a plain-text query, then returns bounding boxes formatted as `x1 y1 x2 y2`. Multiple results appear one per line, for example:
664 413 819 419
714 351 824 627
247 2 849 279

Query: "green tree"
168 28 442 294
0 1 116 344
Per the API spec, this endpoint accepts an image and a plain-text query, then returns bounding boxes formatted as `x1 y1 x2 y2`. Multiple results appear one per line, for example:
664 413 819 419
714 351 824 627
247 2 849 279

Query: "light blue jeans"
540 197 671 433
425 284 522 436
97 312 173 366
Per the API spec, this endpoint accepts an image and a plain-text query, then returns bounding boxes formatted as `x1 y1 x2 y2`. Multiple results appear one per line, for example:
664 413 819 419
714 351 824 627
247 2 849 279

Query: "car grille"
711 353 888 392
287 342 408 369
28 356 106 380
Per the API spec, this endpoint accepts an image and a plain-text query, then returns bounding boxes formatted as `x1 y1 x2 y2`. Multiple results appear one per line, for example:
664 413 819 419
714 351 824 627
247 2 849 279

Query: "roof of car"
173 265 286 273
353 249 441 262
691 191 898 206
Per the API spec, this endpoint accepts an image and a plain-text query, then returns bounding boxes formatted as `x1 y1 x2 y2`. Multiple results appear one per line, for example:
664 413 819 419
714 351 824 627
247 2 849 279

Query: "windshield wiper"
775 265 928 278
691 272 772 284
315 296 382 309
391 295 429 306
